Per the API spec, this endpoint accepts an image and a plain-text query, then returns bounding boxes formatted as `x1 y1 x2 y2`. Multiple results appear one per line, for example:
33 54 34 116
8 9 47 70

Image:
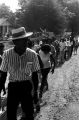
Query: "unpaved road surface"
36 49 79 120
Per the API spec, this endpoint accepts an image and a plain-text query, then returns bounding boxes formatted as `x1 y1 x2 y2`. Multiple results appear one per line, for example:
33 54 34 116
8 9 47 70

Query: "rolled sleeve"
0 52 8 72
32 53 40 72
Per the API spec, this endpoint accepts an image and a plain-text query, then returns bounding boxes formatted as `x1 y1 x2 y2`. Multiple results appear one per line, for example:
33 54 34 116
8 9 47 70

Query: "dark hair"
0 43 4 48
27 40 34 48
40 44 51 54
0 43 4 55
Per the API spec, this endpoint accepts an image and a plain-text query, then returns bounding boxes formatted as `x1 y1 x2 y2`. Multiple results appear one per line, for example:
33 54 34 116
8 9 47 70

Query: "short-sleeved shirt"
60 42 65 51
0 47 40 82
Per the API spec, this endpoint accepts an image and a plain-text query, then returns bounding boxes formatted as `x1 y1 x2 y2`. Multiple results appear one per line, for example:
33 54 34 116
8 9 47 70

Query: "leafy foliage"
0 4 11 18
17 0 67 34
67 1 79 35
0 4 16 27
58 0 79 35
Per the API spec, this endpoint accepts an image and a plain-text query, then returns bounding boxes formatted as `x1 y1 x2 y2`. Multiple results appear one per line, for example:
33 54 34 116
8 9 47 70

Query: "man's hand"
0 71 7 95
0 94 1 110
3 89 6 96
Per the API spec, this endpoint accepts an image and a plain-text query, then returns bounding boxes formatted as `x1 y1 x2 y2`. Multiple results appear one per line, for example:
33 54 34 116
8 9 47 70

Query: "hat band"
12 30 26 38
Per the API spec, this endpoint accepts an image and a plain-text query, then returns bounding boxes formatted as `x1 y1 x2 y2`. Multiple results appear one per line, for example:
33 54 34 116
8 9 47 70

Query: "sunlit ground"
36 48 79 120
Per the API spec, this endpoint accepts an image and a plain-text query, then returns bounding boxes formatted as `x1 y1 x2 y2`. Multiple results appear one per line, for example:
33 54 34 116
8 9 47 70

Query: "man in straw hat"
0 27 40 120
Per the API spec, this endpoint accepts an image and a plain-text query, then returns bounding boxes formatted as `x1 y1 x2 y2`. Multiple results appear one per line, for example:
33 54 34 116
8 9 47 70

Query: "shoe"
33 104 40 118
39 98 43 104
20 117 26 120
36 104 40 114
0 108 2 114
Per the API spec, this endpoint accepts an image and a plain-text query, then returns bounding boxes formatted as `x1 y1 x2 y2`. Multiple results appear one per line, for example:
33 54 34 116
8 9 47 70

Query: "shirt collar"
13 47 27 57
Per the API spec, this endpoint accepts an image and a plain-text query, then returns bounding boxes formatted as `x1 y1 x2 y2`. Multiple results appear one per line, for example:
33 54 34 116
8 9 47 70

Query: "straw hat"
8 27 33 41
0 40 10 43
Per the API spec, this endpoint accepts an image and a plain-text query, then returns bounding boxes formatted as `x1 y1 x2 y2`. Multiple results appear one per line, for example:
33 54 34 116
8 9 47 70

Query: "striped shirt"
0 47 40 82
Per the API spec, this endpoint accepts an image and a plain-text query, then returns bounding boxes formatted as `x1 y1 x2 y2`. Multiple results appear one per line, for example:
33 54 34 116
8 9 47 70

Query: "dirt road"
36 49 79 120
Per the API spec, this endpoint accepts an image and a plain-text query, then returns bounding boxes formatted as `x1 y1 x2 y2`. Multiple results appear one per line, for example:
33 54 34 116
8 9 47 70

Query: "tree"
58 0 79 36
16 0 67 34
67 1 79 35
0 3 11 18
0 3 16 27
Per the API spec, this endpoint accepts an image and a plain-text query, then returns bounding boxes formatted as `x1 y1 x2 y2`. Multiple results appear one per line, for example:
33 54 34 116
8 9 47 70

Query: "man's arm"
37 70 42 85
0 70 7 94
32 70 42 90
0 50 8 94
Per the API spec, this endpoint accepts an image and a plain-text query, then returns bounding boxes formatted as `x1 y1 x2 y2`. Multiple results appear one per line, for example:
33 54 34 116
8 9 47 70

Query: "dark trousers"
32 72 41 114
32 72 39 105
39 68 50 98
7 81 34 120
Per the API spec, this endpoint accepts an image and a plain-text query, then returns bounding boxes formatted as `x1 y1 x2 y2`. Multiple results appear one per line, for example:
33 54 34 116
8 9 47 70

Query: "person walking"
38 44 53 101
73 38 78 55
0 27 40 120
59 38 66 64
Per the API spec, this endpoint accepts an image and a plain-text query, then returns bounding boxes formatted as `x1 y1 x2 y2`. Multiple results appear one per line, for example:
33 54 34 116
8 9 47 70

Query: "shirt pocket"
25 62 33 76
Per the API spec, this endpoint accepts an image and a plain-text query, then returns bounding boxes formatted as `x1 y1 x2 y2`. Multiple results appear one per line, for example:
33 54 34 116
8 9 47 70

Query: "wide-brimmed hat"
0 40 10 43
8 27 33 41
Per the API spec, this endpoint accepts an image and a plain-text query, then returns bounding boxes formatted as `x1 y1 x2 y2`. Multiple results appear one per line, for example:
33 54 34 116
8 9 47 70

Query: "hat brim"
8 32 33 41
0 40 10 43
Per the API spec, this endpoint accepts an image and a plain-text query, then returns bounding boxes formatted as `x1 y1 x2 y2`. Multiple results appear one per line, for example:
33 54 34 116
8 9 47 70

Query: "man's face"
13 37 28 48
